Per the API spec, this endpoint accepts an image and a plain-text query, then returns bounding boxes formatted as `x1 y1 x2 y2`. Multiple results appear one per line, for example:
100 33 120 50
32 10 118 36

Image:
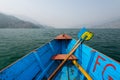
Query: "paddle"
72 60 92 80
48 28 93 80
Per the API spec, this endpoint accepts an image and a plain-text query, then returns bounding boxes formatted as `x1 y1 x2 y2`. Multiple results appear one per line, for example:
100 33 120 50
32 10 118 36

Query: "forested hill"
0 13 46 28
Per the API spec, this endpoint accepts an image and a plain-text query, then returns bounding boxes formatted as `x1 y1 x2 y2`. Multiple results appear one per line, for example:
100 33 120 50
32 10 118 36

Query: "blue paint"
78 27 87 39
49 42 54 53
83 50 96 80
36 61 54 80
33 52 44 70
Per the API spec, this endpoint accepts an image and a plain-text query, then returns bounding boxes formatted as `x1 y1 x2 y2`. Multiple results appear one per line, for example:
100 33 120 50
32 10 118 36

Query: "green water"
0 29 120 70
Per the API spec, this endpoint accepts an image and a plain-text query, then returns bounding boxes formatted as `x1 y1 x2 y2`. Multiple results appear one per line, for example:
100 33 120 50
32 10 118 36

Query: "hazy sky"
0 0 120 28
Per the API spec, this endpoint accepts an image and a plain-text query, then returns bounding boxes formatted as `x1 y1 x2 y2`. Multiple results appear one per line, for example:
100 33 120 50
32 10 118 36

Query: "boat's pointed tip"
55 34 72 40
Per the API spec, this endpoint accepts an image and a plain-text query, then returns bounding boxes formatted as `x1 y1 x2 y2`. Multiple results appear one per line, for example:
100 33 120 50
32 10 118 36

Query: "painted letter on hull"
91 54 120 80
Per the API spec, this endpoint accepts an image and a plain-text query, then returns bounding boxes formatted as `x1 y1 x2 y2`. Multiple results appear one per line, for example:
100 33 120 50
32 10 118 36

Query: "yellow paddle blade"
81 31 93 41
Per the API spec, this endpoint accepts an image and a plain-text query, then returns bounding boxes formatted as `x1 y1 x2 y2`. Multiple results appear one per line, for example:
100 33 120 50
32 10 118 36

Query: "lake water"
0 29 120 70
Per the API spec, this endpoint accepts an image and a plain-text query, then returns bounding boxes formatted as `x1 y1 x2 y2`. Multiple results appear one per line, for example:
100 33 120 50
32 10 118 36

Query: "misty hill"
0 13 46 28
93 19 120 28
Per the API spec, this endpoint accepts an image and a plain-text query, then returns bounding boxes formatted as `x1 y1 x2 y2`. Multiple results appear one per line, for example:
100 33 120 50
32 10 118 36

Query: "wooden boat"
0 28 120 80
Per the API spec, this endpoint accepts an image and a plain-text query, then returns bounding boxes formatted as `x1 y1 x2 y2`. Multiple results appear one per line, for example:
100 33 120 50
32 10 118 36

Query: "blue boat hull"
0 38 120 80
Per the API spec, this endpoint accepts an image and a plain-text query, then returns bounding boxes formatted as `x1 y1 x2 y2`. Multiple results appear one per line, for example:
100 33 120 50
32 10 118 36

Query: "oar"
48 28 93 80
72 60 92 80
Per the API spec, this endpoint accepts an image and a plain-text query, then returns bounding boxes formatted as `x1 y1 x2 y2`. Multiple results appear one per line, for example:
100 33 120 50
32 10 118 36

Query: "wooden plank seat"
52 54 77 60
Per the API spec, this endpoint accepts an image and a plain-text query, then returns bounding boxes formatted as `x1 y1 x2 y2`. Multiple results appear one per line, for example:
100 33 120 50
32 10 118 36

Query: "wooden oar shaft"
48 41 81 80
72 60 92 80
